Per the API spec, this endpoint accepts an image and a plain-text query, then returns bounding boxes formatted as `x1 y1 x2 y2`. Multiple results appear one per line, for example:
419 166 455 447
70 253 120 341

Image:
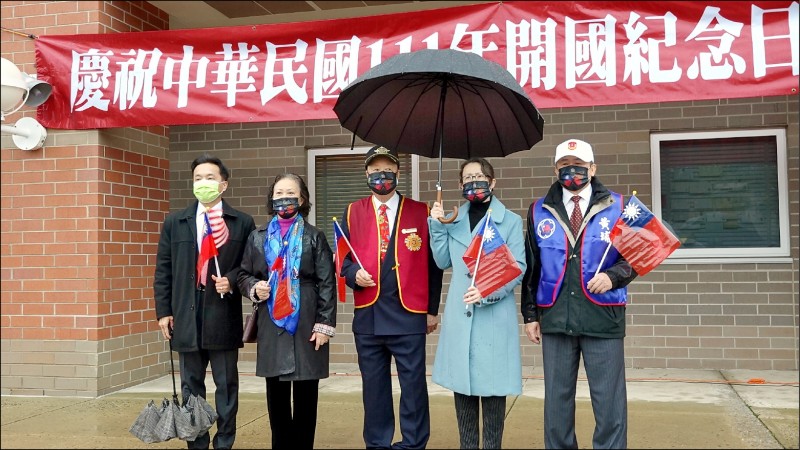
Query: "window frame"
306 146 420 227
650 127 791 263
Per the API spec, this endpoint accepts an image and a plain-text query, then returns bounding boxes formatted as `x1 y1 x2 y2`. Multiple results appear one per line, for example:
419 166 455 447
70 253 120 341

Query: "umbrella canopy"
129 338 217 444
334 48 545 160
334 48 544 222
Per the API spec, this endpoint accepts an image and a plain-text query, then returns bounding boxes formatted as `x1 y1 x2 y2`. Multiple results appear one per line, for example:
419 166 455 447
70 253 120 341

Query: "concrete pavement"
1 363 797 449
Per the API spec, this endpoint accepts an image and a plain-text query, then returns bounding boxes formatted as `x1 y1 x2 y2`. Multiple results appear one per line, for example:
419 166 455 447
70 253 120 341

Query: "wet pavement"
1 363 797 449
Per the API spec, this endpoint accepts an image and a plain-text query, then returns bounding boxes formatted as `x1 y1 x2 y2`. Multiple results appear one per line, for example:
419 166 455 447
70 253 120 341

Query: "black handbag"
242 303 259 344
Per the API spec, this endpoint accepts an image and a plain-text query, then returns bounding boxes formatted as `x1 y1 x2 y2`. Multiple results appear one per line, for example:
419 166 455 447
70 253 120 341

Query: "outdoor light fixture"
1 57 53 151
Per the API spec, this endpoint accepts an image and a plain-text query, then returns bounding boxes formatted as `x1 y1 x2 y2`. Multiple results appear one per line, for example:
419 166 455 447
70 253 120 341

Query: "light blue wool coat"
428 197 526 396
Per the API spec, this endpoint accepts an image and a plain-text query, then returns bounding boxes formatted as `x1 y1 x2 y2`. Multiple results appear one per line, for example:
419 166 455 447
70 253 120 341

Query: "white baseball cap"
554 139 594 163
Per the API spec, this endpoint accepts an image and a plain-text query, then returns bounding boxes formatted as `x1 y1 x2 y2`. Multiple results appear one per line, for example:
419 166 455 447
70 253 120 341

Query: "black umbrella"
334 48 544 222
129 337 218 443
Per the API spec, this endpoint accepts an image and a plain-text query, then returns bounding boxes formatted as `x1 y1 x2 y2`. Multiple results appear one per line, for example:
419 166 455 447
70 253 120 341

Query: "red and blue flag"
332 220 350 303
196 213 219 288
462 215 522 298
609 195 681 276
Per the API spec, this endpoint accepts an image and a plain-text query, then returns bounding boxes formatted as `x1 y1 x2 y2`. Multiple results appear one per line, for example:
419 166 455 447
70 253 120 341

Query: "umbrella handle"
436 189 457 224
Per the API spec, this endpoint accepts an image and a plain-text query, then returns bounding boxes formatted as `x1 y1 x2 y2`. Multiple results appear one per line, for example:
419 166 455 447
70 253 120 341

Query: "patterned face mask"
272 197 300 219
462 180 492 204
367 171 397 195
558 165 590 191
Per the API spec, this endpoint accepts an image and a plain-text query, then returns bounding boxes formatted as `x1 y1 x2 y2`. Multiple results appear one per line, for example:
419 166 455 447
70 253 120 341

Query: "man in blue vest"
339 145 443 449
522 138 638 449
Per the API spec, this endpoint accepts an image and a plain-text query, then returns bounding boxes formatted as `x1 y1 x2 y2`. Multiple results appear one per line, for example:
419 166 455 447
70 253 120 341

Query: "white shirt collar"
197 201 223 216
561 186 592 207
371 192 399 210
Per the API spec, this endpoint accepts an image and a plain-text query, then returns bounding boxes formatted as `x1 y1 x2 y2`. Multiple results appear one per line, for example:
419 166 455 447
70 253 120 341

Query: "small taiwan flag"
609 195 681 276
462 215 522 298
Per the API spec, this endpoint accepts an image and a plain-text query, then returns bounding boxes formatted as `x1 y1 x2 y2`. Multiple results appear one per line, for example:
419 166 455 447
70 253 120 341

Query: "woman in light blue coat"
428 158 526 449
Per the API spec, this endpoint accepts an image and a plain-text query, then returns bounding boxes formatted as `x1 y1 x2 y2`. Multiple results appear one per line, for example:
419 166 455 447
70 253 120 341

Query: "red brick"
45 2 78 14
12 171 43 183
57 328 88 340
78 1 103 12
56 304 88 315
1 304 23 315
13 267 44 279
11 316 42 327
24 14 56 28
43 316 76 328
46 171 78 183
35 24 79 35
22 159 55 171
22 183 55 195
1 328 23 339
45 146 79 158
55 11 89 25
22 255 54 267
11 244 44 256
56 158 90 170
76 21 101 32
21 208 54 220
22 328 56 340
14 3 46 16
0 278 23 291
76 316 100 328
2 255 23 268
13 196 43 208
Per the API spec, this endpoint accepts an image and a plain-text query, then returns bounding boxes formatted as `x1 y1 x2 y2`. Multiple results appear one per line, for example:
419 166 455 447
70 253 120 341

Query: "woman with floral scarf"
237 173 337 449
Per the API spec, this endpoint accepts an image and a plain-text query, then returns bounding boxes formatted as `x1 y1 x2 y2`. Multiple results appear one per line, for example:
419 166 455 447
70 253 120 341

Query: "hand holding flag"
462 211 522 299
332 217 363 302
607 194 681 276
197 211 225 298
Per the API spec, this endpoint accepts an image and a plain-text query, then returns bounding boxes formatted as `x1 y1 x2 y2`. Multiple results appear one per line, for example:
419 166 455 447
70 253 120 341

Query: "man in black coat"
154 154 256 450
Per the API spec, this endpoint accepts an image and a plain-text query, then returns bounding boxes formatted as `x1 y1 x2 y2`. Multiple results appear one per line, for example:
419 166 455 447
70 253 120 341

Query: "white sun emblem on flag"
483 226 496 242
623 203 641 220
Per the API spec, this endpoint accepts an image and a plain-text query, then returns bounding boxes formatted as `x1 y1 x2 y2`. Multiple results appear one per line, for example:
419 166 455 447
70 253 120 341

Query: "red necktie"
570 196 583 236
378 204 390 261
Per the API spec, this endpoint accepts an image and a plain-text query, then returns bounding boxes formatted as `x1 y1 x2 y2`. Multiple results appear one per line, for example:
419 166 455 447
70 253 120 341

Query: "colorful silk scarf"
264 214 303 335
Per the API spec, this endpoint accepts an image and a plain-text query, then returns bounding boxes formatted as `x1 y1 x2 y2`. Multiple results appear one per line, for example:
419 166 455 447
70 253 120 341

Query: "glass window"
651 128 790 261
307 147 418 249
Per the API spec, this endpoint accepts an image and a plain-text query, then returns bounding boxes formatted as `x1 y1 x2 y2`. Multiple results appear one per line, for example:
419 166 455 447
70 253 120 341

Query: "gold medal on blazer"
402 227 422 251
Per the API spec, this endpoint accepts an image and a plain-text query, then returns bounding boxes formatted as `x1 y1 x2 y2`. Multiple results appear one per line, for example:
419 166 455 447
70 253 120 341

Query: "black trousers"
178 348 239 449
265 377 320 449
355 332 430 449
454 393 507 449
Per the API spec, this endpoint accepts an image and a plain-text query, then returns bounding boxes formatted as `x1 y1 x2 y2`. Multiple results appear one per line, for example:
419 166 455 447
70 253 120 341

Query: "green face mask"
193 179 222 204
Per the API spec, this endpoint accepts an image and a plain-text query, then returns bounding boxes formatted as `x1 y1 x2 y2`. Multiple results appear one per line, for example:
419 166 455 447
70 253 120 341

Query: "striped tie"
198 209 229 287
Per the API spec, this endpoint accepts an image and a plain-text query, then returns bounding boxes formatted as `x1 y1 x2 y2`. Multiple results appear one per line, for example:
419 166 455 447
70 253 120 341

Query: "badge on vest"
404 233 422 251
537 218 556 239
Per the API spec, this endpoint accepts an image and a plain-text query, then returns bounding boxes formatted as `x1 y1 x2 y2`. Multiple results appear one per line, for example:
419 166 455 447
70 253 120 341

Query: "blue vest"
531 194 627 307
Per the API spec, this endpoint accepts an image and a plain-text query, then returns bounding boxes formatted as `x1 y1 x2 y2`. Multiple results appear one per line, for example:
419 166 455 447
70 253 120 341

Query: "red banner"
35 1 798 129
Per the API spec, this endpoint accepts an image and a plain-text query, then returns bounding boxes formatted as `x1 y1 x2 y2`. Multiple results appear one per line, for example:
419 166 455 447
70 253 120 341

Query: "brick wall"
1 1 171 396
169 96 799 371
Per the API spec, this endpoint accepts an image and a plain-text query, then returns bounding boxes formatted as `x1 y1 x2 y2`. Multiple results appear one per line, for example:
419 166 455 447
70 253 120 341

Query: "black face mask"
272 197 300 219
367 171 397 195
462 180 492 204
558 165 591 191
